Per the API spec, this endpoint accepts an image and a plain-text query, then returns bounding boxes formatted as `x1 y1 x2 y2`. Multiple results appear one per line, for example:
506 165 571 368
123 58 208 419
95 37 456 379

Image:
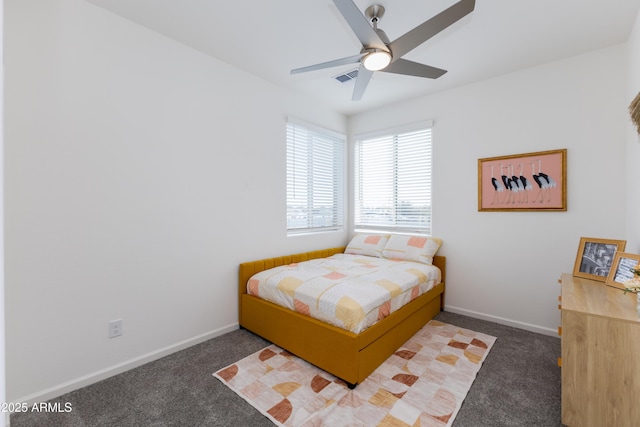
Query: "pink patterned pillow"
345 234 389 258
382 234 442 264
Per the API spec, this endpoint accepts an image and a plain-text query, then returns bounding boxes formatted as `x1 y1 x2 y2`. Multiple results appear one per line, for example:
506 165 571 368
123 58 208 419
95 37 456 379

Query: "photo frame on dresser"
606 252 640 290
572 237 627 282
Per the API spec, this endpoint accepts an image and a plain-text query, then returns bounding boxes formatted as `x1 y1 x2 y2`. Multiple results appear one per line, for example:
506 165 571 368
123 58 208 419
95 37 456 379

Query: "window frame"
286 118 345 235
353 120 434 235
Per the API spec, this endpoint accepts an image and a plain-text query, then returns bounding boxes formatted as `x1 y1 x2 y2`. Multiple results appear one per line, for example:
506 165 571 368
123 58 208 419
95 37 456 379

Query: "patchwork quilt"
247 254 441 334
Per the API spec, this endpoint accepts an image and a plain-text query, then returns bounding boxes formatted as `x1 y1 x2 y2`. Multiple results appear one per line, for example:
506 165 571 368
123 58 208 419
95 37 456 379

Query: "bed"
238 235 446 388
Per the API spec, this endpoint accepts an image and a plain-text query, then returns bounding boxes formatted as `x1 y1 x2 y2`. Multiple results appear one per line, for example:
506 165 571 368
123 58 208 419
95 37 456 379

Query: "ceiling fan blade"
352 65 373 101
290 53 364 74
381 58 447 79
333 0 386 50
388 0 475 59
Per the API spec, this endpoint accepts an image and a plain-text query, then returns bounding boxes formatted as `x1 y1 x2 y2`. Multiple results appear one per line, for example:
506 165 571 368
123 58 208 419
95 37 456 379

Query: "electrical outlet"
109 319 123 338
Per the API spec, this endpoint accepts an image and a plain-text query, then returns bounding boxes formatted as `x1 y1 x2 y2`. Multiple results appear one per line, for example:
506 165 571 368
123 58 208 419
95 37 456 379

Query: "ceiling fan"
291 0 476 101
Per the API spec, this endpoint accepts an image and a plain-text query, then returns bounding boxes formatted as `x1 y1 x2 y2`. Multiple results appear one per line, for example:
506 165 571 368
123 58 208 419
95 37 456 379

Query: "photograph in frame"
478 149 566 212
606 252 640 290
572 237 627 282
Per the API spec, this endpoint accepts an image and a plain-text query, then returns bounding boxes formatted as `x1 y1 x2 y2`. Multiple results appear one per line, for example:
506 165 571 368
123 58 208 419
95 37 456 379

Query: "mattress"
247 253 441 334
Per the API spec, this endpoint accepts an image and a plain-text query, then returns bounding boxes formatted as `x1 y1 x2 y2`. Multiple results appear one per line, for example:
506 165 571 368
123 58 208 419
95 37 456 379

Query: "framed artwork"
606 252 640 290
478 149 567 212
572 237 627 282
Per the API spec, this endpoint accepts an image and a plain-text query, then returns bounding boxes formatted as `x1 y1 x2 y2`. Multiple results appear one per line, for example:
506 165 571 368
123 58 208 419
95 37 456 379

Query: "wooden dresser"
559 273 640 427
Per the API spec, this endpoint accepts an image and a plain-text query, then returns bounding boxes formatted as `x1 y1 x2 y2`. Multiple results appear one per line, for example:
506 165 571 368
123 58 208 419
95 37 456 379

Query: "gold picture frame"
478 149 567 212
572 237 626 282
606 252 640 290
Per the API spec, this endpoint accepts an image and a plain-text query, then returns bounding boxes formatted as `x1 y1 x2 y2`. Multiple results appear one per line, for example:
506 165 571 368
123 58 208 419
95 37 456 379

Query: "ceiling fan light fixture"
362 50 391 71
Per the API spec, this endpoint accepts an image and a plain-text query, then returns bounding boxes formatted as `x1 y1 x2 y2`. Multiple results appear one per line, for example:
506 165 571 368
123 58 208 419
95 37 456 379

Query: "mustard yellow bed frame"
238 247 446 387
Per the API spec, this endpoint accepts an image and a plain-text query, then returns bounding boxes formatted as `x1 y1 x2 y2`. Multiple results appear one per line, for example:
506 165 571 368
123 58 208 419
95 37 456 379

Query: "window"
286 120 344 234
354 122 433 234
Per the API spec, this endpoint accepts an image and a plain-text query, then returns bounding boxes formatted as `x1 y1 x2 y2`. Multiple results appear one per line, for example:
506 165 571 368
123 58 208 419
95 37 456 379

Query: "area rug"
214 320 496 426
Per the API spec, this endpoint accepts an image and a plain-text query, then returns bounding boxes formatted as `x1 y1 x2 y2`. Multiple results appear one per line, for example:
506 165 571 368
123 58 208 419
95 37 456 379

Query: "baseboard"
444 305 559 337
10 322 239 408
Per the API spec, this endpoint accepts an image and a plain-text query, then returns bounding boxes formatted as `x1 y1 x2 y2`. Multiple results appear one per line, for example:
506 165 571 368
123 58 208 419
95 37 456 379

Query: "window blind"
354 127 432 234
287 121 344 234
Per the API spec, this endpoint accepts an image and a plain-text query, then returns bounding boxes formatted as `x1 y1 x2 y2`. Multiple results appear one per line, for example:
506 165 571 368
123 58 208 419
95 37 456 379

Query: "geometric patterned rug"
214 320 496 426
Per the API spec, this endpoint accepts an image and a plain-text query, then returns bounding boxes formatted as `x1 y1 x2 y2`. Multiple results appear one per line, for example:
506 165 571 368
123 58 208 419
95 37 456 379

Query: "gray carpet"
11 311 561 426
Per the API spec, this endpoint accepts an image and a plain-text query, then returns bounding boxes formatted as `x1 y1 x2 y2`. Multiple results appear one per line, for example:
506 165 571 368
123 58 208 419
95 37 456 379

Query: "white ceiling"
86 0 640 115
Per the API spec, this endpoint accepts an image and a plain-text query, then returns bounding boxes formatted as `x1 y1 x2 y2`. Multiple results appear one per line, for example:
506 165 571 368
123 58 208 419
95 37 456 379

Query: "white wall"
4 0 348 403
349 45 629 335
626 8 640 251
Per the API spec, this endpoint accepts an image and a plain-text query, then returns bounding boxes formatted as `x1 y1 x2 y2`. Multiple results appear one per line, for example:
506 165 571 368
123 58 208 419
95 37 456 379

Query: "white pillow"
345 234 389 258
382 235 442 264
